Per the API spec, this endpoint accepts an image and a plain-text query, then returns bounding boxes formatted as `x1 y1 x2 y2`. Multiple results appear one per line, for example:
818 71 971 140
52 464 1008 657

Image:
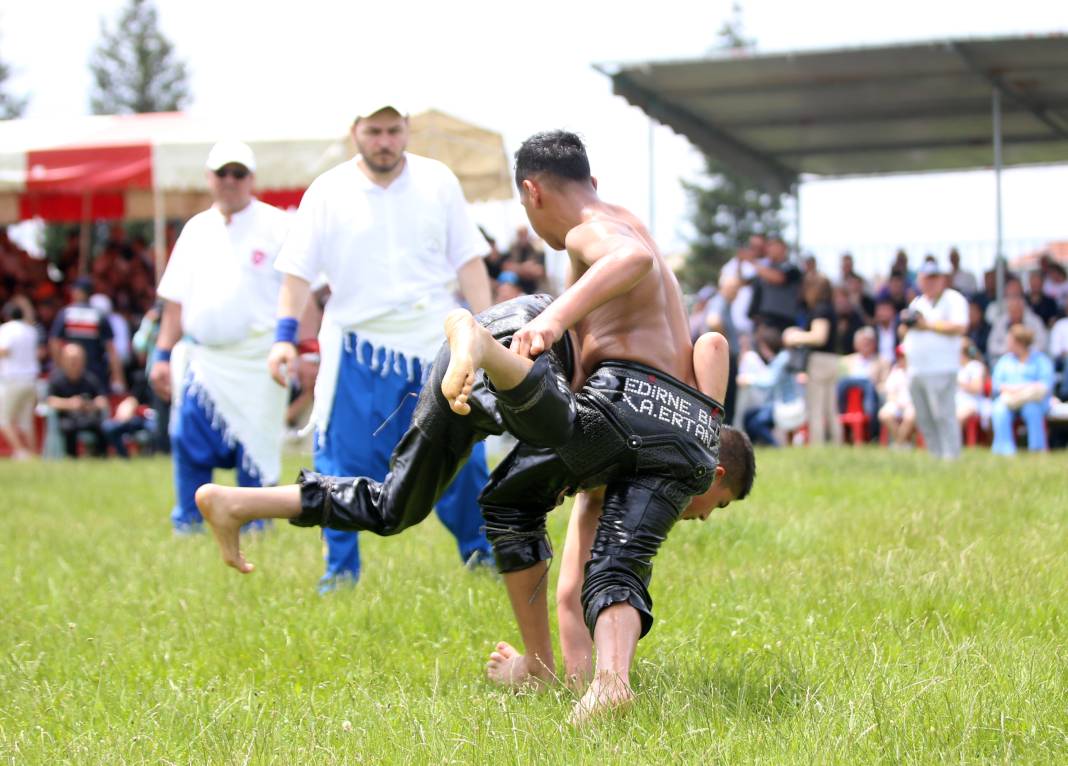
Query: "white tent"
0 110 514 275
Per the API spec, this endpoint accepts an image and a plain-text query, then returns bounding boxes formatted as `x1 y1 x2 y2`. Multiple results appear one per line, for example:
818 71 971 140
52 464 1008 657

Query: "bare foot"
196 484 255 574
569 673 635 726
486 642 554 689
441 309 486 415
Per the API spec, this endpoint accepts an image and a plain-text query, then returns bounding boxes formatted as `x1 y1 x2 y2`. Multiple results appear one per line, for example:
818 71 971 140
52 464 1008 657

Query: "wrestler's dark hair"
718 426 756 501
514 130 591 189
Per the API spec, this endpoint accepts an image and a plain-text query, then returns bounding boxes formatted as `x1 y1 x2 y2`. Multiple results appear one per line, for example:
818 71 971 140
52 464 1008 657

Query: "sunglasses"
214 166 250 180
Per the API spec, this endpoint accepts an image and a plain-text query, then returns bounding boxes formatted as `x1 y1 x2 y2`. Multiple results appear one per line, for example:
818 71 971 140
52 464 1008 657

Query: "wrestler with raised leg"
438 133 755 723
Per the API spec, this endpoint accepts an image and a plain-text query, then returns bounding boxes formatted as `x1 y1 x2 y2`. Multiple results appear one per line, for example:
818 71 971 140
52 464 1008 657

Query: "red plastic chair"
838 386 870 446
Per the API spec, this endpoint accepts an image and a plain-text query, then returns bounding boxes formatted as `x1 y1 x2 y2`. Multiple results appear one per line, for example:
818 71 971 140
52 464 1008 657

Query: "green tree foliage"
678 2 787 290
0 43 27 119
681 172 785 289
89 0 190 115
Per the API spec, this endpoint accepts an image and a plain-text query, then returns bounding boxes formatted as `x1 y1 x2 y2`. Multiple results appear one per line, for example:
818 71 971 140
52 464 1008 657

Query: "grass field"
2 447 1067 764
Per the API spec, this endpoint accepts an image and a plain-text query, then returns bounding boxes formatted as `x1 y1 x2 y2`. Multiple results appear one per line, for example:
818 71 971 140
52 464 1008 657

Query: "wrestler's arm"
511 224 653 358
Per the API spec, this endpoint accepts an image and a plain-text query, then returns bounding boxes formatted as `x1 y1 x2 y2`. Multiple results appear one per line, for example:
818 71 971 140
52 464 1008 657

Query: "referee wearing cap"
150 141 291 533
269 99 495 593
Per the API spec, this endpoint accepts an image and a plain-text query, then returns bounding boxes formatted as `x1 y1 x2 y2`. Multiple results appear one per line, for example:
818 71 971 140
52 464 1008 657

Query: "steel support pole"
993 88 1005 304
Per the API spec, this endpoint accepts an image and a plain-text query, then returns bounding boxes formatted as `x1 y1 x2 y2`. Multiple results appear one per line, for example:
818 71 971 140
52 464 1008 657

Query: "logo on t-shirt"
251 249 267 266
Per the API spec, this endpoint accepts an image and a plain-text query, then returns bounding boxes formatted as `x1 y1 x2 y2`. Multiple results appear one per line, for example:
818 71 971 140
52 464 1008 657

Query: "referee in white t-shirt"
268 99 495 593
901 258 969 459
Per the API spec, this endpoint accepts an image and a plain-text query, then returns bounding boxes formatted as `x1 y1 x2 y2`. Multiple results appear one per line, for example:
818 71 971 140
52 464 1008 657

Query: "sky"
0 0 1065 280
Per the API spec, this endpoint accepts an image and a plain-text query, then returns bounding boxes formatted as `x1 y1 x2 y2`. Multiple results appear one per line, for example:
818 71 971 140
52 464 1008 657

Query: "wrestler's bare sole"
569 672 636 726
441 309 487 415
195 483 301 574
196 485 255 573
485 641 555 689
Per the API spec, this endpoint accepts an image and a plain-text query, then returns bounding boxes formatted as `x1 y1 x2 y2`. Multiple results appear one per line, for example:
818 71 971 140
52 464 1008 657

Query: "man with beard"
267 99 495 591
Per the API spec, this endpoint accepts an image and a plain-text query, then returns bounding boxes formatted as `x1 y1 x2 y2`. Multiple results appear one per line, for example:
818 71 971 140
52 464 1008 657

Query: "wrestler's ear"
521 179 541 207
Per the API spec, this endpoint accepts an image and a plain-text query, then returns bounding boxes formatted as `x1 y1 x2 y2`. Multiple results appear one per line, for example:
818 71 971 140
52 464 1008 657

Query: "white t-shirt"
158 199 290 347
1050 317 1068 359
903 288 969 377
275 153 487 360
0 320 40 382
720 257 758 337
956 358 988 412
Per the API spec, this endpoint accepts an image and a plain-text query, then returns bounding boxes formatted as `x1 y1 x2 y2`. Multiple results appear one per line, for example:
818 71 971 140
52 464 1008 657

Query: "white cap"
205 140 256 173
353 97 408 123
917 258 945 277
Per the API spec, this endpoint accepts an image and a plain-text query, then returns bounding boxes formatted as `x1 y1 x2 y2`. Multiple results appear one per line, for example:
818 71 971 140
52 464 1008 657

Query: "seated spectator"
892 249 917 286
878 351 916 447
873 299 899 364
839 326 890 437
1042 260 1068 306
990 324 1055 455
973 268 998 315
732 331 769 429
987 293 1049 361
1050 295 1068 400
843 273 875 324
500 226 547 294
46 344 109 458
1027 269 1061 327
875 271 911 313
90 293 132 367
50 277 125 393
0 300 40 459
956 339 990 427
948 247 978 296
967 299 991 360
102 394 155 458
984 274 1023 326
494 271 525 304
838 251 865 288
741 325 805 446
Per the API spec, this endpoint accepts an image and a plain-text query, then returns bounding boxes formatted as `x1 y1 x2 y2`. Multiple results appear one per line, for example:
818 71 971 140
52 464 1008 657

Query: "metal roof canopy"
596 34 1068 196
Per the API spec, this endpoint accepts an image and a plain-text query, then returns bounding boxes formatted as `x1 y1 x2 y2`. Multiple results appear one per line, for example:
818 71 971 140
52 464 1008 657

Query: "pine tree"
679 2 787 290
89 0 191 114
0 43 27 119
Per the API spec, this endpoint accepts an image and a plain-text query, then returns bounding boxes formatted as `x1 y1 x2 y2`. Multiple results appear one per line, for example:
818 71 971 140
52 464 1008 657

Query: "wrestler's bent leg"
479 442 575 687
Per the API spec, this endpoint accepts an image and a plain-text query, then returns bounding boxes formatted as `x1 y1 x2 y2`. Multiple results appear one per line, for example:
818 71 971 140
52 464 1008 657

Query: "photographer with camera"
900 259 969 459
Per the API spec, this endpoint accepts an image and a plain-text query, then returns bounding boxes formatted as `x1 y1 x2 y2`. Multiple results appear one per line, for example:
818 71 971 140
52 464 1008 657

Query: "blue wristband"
275 317 299 345
153 347 172 364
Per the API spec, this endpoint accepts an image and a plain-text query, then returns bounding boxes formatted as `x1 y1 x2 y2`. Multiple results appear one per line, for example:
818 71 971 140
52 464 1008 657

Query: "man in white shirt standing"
0 300 41 459
902 258 970 460
150 141 290 533
268 99 494 592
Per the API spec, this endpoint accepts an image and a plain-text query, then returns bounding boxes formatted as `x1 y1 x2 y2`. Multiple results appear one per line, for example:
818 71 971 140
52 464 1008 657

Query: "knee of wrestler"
580 556 654 638
479 502 551 573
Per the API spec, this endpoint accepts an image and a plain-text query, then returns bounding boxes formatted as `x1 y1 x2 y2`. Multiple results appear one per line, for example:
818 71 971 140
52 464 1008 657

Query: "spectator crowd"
689 238 1068 457
2 209 1065 461
0 218 550 460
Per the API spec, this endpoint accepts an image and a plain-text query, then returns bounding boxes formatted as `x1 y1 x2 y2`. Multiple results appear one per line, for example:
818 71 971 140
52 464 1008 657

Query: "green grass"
1 448 1067 764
